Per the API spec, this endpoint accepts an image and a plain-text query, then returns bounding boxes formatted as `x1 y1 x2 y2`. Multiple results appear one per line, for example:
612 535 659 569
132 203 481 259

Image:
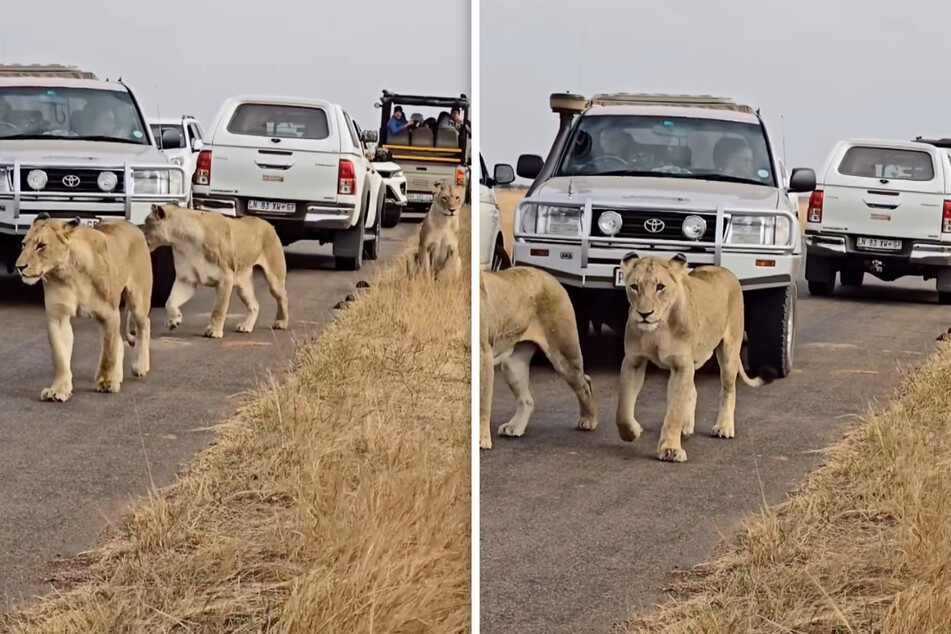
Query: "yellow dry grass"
624 340 951 633
1 211 473 633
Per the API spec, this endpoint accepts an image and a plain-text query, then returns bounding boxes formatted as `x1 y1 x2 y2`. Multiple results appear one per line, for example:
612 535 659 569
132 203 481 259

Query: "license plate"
248 200 296 213
615 267 626 286
856 237 901 251
406 192 433 203
78 217 100 228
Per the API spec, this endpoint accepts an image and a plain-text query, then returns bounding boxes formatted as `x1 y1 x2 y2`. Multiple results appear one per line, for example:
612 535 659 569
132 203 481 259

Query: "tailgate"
399 161 457 203
821 145 944 241
209 102 340 205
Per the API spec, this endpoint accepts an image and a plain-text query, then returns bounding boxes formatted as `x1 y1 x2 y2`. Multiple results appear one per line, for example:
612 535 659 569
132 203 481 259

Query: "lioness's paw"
658 445 687 462
497 422 525 437
272 319 288 330
166 316 182 330
236 323 254 334
95 378 121 394
131 366 148 378
40 386 71 402
480 434 492 450
617 420 643 442
576 416 598 431
203 326 224 339
711 425 735 439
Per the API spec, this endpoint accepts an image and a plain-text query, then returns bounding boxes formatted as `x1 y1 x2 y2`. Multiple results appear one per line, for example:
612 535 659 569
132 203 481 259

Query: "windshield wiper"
0 133 144 145
0 133 57 141
71 135 145 145
689 173 768 186
568 169 769 186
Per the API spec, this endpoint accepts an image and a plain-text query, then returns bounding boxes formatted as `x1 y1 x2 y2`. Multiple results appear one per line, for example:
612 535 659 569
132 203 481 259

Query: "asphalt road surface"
480 276 951 634
0 222 414 611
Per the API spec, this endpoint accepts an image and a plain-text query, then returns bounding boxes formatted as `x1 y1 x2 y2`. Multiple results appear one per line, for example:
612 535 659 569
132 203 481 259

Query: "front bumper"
192 195 358 231
805 232 951 267
384 179 407 206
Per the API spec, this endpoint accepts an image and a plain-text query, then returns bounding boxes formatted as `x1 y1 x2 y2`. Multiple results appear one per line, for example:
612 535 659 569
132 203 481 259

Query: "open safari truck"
376 89 470 219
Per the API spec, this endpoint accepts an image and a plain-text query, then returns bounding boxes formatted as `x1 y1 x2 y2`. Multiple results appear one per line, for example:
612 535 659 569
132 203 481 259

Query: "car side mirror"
160 129 185 150
517 154 544 180
788 167 816 193
494 163 515 185
190 137 204 153
361 129 379 144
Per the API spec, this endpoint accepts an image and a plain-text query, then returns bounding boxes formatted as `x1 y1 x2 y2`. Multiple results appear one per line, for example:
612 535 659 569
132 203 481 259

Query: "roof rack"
0 64 98 80
588 92 754 114
913 136 951 148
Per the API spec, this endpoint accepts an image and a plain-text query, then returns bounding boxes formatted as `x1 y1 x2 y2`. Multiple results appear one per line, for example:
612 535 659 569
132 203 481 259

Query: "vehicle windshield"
557 114 776 187
150 123 186 149
0 86 149 144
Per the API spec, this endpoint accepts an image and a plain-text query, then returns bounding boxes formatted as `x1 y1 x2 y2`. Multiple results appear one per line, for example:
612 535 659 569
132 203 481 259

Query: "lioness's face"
619 254 686 332
142 204 175 250
15 219 72 285
433 183 464 215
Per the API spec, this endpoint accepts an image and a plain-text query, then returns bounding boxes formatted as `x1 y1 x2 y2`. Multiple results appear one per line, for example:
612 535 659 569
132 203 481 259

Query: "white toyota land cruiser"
191 96 381 271
806 137 951 303
511 93 817 377
0 65 188 304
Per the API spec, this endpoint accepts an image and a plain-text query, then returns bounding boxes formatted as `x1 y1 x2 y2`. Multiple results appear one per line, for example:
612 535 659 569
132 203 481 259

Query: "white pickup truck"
149 114 206 196
191 96 381 271
806 137 951 303
0 65 188 304
511 92 817 377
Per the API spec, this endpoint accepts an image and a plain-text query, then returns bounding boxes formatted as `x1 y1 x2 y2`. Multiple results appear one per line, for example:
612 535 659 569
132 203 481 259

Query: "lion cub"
142 204 289 338
16 215 152 402
480 267 598 449
615 253 774 463
411 183 463 280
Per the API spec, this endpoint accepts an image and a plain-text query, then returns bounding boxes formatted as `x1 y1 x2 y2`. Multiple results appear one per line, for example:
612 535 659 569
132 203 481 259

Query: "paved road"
480 276 951 634
0 222 414 610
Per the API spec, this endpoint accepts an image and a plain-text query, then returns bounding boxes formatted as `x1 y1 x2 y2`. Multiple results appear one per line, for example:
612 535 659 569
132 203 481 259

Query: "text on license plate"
857 237 901 251
407 193 433 203
78 217 100 228
614 267 626 286
248 200 296 213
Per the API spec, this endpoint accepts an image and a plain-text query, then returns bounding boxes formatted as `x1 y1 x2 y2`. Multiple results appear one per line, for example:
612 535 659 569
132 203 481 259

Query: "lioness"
411 183 463 280
15 215 152 402
142 204 289 338
480 267 598 449
615 253 774 462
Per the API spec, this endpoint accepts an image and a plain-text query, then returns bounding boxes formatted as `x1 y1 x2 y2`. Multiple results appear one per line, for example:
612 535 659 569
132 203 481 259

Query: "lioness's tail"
738 363 778 388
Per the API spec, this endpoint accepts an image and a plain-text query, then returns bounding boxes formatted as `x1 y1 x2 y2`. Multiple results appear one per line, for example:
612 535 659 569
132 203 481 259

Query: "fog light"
26 170 47 190
97 171 118 192
682 214 707 240
597 210 623 236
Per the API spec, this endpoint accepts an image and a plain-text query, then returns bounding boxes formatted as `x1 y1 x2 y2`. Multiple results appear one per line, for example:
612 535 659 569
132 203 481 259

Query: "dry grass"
1 211 472 633
624 340 951 633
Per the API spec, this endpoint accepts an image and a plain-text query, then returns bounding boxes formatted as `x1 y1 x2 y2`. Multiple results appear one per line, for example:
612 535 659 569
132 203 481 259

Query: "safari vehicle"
190 95 382 271
376 89 470 219
511 92 817 377
479 153 514 270
0 64 188 305
806 137 951 303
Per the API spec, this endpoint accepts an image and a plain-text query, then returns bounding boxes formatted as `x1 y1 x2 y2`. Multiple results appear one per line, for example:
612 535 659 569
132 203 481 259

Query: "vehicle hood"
0 139 169 165
373 161 404 176
534 175 780 209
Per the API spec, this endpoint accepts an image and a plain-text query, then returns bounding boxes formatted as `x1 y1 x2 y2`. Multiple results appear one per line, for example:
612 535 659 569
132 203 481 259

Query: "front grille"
592 208 720 243
19 168 126 194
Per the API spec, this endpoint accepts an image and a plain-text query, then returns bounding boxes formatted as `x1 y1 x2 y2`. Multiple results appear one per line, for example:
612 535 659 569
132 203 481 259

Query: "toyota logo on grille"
643 218 665 233
62 175 81 188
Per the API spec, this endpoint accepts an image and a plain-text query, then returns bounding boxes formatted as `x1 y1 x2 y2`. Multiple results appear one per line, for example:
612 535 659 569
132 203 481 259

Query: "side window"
342 111 361 150
480 155 489 184
188 123 202 142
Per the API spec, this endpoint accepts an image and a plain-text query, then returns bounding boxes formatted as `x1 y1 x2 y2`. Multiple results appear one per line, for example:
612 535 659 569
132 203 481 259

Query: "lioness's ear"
66 217 82 229
33 212 51 224
432 181 444 194
152 205 166 220
670 253 688 269
620 251 639 276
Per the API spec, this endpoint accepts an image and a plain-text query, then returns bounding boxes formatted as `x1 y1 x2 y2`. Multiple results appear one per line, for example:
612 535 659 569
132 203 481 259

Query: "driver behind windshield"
714 137 756 180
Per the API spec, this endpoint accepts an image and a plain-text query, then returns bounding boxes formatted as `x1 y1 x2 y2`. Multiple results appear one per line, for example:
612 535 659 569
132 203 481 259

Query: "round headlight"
97 171 118 192
682 215 707 240
597 210 623 236
26 170 47 191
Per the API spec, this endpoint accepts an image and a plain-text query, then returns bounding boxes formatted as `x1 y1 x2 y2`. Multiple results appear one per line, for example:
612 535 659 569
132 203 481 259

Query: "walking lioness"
480 267 598 449
15 215 152 402
615 252 775 463
411 183 463 280
142 204 289 338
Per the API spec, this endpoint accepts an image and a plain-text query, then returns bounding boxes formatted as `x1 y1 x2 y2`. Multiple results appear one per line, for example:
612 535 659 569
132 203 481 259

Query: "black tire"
840 267 864 287
363 188 383 262
939 291 951 305
150 246 175 308
381 202 402 228
805 253 836 297
334 196 367 272
491 239 511 271
807 280 835 296
744 284 796 378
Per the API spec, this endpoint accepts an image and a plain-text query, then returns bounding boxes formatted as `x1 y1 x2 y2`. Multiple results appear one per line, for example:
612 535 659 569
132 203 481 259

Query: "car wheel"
363 187 383 261
381 201 402 228
840 267 864 287
150 246 176 308
334 196 367 272
805 254 836 296
744 284 796 378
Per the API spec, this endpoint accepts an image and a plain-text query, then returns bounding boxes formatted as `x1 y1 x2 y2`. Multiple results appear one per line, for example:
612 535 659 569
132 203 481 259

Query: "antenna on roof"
781 114 787 165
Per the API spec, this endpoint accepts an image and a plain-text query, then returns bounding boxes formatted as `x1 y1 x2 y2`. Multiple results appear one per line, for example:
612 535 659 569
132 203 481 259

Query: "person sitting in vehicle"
714 137 756 180
387 106 419 138
598 127 636 163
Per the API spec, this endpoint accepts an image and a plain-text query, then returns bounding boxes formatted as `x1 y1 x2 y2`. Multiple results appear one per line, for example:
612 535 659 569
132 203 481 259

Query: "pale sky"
481 0 951 182
0 0 470 135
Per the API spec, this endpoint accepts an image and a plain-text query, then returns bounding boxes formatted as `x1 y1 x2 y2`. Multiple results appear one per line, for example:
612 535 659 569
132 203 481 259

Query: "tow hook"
870 259 884 274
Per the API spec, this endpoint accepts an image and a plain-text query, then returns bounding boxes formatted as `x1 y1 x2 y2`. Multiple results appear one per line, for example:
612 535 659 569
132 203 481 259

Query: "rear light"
338 159 355 195
943 201 951 233
455 166 465 186
807 190 823 223
194 150 212 186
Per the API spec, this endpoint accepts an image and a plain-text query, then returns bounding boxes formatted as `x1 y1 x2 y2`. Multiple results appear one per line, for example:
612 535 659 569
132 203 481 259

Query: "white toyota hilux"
512 93 817 377
0 66 188 304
